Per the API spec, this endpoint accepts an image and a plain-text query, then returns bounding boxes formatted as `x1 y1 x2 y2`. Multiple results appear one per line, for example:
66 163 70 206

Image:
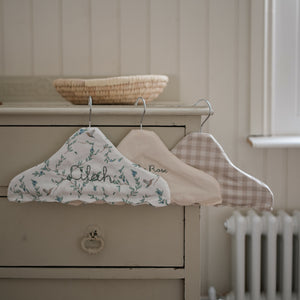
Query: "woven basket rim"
53 75 169 88
53 75 168 104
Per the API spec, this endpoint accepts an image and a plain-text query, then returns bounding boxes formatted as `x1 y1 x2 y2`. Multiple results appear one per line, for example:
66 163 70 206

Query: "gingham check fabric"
172 132 273 210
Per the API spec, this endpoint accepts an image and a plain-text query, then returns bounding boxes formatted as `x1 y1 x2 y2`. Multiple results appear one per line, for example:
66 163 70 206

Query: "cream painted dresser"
0 103 208 300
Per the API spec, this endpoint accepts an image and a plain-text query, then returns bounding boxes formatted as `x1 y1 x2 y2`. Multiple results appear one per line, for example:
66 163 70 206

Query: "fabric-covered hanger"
171 99 273 210
8 97 171 207
117 98 222 206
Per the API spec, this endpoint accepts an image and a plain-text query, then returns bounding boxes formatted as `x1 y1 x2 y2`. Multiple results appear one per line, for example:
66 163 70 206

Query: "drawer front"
0 126 185 267
0 279 183 300
0 200 183 266
0 126 185 187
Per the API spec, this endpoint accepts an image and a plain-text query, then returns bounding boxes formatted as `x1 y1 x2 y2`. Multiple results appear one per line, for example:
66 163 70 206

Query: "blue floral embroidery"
55 196 63 202
8 128 170 207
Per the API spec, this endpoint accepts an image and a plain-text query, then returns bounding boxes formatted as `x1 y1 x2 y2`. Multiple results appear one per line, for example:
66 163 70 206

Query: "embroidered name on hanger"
148 164 168 174
67 165 118 184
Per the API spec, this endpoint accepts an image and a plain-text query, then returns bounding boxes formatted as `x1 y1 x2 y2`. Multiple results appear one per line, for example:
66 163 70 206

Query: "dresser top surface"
0 101 211 117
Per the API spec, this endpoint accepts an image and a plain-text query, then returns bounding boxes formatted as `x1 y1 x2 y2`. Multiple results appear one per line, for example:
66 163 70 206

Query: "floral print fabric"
8 127 170 207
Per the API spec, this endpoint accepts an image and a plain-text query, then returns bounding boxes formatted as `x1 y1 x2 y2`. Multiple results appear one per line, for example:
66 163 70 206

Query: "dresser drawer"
0 200 184 266
0 126 185 188
0 279 183 300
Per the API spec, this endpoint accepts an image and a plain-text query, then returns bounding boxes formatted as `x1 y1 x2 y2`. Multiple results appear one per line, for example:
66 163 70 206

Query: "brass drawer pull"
81 226 104 255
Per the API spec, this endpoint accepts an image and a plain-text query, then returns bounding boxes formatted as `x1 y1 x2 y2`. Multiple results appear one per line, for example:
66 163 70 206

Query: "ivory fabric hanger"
117 98 222 206
171 100 273 210
8 97 171 207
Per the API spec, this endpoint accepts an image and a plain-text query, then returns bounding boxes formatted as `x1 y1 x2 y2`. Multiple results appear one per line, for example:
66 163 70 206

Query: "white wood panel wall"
33 0 61 75
120 0 149 75
1 0 300 296
91 0 119 76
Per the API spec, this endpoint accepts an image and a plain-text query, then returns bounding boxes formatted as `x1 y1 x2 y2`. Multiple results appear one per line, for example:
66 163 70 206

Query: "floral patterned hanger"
7 97 170 207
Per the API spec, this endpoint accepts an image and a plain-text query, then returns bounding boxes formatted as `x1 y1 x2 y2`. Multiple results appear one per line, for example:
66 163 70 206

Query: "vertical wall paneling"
62 0 90 76
250 0 267 135
208 0 237 157
207 0 238 293
91 0 120 76
287 149 300 209
120 0 149 75
150 0 179 101
265 149 288 210
236 0 265 180
179 0 208 104
33 0 61 75
237 0 251 165
3 0 33 75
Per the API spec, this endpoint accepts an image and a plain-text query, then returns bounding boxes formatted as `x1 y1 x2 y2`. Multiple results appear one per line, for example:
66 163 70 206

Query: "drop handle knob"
81 226 104 255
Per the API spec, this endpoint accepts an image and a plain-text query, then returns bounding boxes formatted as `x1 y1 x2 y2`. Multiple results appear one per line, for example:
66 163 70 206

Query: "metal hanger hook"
88 96 93 128
135 97 146 130
193 99 212 132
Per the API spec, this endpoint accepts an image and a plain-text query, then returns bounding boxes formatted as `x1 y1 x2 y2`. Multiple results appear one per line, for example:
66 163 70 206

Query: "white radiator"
224 210 300 300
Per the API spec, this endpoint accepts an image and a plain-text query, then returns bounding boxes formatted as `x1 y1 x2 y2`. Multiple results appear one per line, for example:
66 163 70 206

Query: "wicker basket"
53 75 168 104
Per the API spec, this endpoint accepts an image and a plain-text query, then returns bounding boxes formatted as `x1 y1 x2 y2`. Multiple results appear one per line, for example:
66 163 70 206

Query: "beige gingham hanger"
171 100 273 210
